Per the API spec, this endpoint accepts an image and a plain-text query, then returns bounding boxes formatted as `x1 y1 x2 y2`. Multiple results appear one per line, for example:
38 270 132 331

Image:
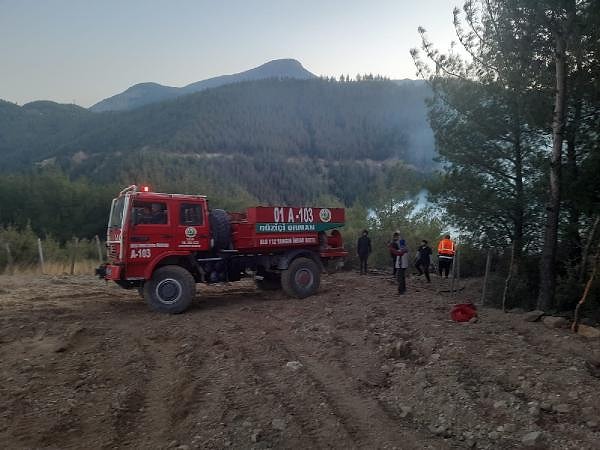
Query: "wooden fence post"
501 242 516 312
456 247 461 292
5 242 13 275
450 248 458 297
95 235 103 263
37 237 45 274
480 249 492 305
70 237 79 275
579 215 600 282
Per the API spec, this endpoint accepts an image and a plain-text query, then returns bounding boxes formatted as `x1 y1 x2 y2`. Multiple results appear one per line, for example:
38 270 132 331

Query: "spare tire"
209 209 232 250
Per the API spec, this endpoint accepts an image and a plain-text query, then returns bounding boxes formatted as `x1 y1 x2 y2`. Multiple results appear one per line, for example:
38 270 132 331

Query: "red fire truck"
96 185 347 313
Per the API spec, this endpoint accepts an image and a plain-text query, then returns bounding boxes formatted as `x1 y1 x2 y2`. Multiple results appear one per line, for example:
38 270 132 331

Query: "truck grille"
108 244 119 260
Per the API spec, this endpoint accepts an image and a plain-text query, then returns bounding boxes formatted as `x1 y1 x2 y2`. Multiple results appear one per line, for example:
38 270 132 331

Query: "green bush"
0 225 39 267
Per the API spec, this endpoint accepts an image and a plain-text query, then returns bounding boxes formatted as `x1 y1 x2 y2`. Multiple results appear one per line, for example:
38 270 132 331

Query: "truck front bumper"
95 263 122 280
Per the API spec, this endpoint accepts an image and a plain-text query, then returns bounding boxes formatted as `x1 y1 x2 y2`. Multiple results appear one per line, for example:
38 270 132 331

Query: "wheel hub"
155 278 182 304
295 268 313 288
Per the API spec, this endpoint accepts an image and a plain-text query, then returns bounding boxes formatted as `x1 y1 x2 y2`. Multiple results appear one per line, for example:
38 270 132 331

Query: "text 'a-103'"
273 207 315 223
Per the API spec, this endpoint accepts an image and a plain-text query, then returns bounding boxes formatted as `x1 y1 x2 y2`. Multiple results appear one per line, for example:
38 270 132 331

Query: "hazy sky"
0 0 460 107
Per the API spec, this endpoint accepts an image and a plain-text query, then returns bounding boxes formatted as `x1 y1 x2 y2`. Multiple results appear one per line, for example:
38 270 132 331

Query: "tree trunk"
512 124 524 269
538 29 568 312
565 99 582 266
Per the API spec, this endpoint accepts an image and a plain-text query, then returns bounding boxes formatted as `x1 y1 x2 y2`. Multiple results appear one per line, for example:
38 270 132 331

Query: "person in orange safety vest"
437 234 455 278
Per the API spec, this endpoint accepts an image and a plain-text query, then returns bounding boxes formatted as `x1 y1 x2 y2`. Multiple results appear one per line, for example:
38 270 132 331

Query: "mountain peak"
257 58 306 70
236 58 315 79
90 59 316 112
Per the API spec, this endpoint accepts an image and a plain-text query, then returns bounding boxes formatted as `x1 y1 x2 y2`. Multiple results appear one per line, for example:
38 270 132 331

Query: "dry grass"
3 259 101 276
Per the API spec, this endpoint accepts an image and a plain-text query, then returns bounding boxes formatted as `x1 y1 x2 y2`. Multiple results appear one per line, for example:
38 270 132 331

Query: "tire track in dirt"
262 294 444 447
267 332 443 449
217 297 439 450
105 335 154 446
110 330 196 447
114 317 251 448
169 309 354 447
3 323 112 448
241 344 350 448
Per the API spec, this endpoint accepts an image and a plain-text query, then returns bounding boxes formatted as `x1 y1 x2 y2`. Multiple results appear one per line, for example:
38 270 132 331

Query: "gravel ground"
0 271 599 449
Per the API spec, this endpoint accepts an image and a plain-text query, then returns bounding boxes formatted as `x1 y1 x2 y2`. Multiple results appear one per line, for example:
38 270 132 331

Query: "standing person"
388 232 400 275
356 229 372 275
437 234 456 278
415 240 432 283
391 239 409 294
150 203 167 224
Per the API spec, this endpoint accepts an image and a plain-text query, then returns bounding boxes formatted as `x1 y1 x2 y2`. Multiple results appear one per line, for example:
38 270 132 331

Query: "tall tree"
537 0 579 310
559 0 600 268
414 0 600 310
412 0 547 267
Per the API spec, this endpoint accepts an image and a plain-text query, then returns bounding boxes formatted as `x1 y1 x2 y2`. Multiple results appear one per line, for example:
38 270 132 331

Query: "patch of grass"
4 259 100 276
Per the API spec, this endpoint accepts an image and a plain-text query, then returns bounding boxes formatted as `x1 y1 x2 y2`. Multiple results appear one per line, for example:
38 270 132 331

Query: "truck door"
175 200 210 251
126 199 173 278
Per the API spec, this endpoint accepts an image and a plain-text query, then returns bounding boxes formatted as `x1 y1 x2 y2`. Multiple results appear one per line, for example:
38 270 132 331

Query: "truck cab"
104 186 210 281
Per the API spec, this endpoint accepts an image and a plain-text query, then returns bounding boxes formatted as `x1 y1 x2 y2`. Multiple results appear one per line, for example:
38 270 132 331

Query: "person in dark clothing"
415 240 432 283
150 203 167 224
388 232 400 275
356 229 372 275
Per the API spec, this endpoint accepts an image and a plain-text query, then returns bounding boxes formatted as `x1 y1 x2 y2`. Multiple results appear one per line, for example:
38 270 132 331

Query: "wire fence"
0 227 104 275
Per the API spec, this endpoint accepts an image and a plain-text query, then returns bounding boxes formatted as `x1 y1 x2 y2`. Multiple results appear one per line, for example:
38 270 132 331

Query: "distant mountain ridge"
90 58 316 112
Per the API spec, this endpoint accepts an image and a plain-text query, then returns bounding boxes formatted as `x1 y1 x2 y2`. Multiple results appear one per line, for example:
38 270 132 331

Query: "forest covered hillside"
0 78 434 205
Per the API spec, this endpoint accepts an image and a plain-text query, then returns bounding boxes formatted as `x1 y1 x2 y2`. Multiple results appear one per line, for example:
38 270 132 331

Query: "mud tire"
143 265 195 314
281 257 321 298
209 209 232 250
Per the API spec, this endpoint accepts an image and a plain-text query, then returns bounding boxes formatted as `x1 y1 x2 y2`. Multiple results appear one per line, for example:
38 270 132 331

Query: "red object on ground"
451 303 477 322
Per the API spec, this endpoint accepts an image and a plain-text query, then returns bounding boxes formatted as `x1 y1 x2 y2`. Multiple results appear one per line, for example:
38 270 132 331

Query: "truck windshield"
108 197 126 229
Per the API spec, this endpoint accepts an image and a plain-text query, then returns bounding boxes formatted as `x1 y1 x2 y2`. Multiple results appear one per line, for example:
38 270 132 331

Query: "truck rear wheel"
281 257 321 299
143 265 195 314
255 272 282 291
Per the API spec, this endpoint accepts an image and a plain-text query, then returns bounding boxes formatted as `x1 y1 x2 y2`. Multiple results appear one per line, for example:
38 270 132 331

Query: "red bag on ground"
451 303 477 322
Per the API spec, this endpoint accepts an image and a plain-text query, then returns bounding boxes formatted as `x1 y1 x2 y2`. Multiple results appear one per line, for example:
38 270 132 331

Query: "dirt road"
1 272 599 449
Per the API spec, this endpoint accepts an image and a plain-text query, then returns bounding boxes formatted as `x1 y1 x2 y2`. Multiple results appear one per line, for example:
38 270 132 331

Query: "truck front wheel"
143 265 195 314
281 257 321 299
